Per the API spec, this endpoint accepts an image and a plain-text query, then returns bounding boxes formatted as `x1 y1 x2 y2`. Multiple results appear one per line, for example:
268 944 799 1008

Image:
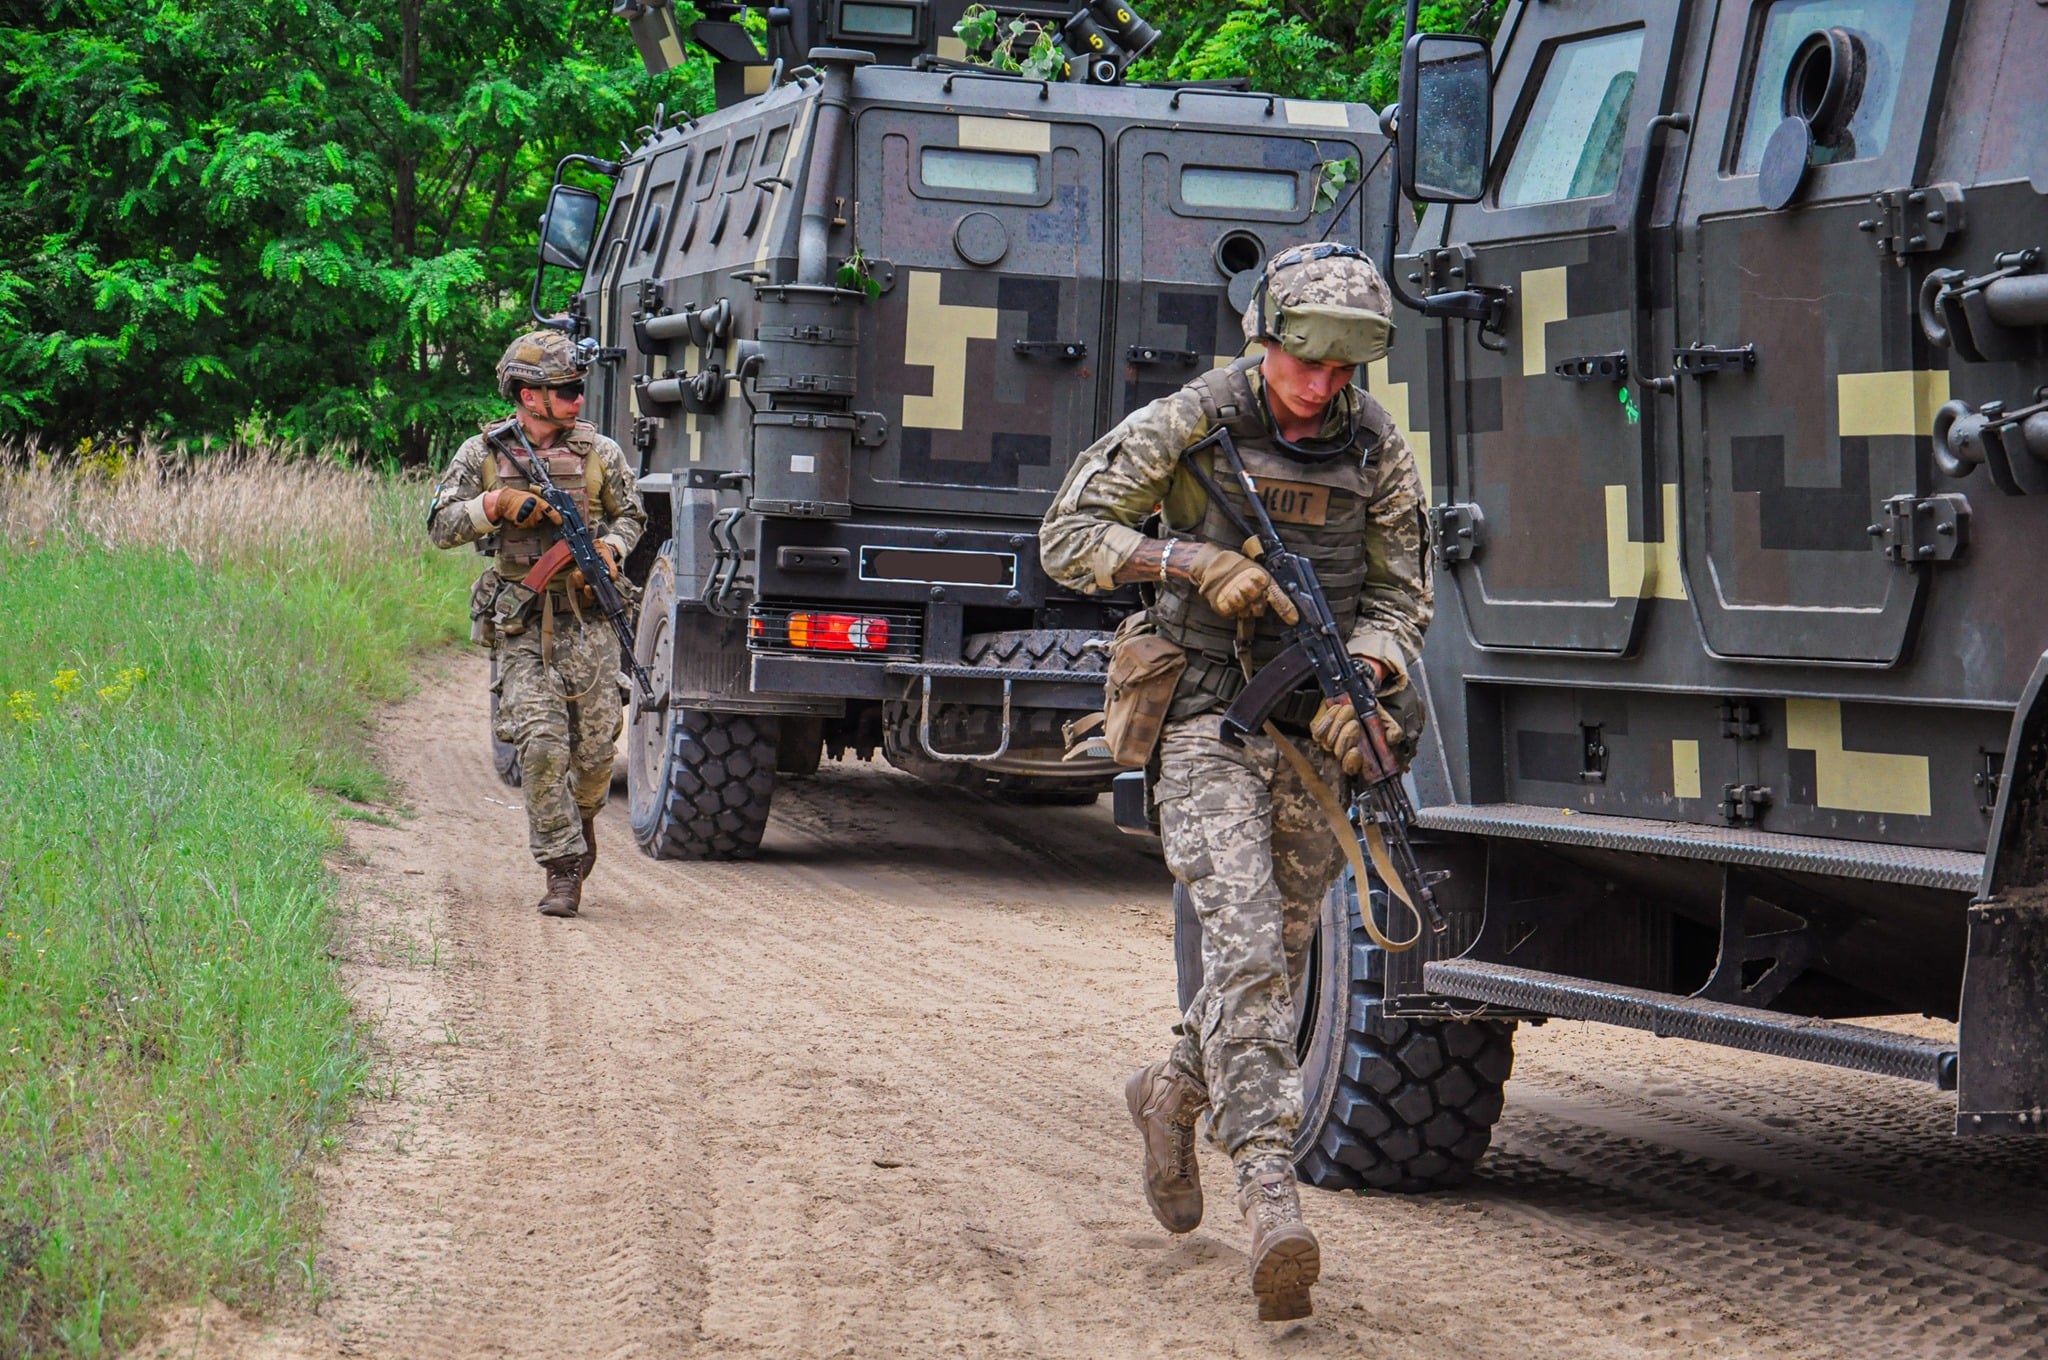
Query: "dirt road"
136 653 2048 1358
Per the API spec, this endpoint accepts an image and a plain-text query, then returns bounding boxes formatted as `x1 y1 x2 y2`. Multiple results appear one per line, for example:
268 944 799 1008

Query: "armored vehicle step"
1422 960 1958 1089
1414 803 1982 895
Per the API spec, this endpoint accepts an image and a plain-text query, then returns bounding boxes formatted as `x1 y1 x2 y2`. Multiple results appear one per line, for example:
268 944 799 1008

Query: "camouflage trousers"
1154 714 1346 1187
492 602 623 865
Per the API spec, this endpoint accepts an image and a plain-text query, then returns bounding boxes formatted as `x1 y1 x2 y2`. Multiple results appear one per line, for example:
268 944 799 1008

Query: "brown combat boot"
573 816 597 882
537 856 583 918
1124 1061 1206 1233
1238 1167 1320 1322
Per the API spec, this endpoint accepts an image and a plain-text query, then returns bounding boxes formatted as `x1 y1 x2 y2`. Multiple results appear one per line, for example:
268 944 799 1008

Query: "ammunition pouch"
1101 613 1186 769
491 580 539 638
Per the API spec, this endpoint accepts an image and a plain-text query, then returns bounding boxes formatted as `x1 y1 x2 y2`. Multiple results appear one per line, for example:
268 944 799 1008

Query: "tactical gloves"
1310 662 1403 779
483 487 560 529
1185 543 1299 624
568 540 623 596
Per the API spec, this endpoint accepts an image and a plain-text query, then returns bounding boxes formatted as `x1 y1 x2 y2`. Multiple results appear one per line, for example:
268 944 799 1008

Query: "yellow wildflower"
7 691 38 724
96 668 146 706
51 669 81 698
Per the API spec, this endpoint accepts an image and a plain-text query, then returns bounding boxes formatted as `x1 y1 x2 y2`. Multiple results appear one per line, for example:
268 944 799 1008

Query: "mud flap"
1957 899 2048 1135
1960 651 2048 1134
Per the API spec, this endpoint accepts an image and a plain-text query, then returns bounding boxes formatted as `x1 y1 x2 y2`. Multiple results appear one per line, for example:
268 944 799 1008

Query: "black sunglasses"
545 381 585 401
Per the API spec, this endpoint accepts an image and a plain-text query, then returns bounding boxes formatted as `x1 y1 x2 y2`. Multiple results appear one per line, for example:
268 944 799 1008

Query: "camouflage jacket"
426 420 648 563
1040 363 1430 684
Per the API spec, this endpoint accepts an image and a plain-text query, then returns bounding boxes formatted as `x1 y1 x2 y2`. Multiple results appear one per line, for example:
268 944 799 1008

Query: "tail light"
786 612 892 652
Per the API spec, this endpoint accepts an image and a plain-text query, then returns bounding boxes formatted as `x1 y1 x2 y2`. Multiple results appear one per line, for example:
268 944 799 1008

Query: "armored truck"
541 0 2048 1196
529 0 1393 858
1193 0 2048 1198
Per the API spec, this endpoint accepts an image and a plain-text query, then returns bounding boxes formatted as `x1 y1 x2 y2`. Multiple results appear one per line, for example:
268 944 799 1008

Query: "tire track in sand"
132 653 2048 1359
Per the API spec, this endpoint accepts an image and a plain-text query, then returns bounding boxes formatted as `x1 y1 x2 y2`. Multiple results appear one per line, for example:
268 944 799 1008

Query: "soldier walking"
428 331 648 918
1040 245 1430 1319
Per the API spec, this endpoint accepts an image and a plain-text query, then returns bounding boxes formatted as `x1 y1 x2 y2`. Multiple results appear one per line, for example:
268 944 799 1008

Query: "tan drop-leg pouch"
1101 614 1187 769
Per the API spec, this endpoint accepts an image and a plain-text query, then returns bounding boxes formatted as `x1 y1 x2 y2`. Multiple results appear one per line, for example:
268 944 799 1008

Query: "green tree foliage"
1 0 1500 460
0 1 714 461
1130 0 1506 106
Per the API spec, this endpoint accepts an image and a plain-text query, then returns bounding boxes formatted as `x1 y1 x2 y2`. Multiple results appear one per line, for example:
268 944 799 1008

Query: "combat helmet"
1242 243 1395 367
496 329 595 400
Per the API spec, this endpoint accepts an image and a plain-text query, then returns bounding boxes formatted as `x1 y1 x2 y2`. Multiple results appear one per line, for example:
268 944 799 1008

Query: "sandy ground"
130 652 2048 1359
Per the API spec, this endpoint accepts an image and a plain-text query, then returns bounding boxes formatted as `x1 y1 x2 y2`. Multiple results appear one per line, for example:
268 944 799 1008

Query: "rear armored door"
1427 2 1692 654
1111 115 1377 422
850 108 1105 519
1673 0 1958 664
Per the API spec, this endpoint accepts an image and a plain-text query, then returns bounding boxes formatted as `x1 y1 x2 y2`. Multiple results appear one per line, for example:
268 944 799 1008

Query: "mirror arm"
1378 118 1507 326
528 154 621 331
556 153 624 179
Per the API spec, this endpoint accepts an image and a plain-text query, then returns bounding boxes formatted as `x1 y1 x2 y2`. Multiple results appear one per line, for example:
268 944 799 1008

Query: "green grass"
0 470 476 1356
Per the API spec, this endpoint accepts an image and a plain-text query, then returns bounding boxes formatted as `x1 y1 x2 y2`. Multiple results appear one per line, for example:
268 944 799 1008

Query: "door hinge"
1428 501 1486 565
1014 340 1088 360
1553 352 1629 382
1873 492 1970 564
1721 783 1773 826
1857 183 1966 264
1975 748 2005 815
1126 345 1199 368
1672 342 1758 376
1409 244 1477 292
1720 699 1763 740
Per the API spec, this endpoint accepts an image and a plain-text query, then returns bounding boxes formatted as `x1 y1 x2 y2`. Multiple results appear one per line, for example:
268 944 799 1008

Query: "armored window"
758 124 791 173
696 143 723 188
1496 28 1644 208
919 147 1040 196
1179 166 1298 213
839 0 920 39
724 136 756 183
1731 0 1910 174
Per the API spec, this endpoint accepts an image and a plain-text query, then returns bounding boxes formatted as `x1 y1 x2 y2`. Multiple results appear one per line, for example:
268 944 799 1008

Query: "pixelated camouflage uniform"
1041 335 1430 1186
428 421 647 865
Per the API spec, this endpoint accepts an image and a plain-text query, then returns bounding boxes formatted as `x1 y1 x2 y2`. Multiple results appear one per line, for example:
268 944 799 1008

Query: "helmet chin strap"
1259 380 1368 463
520 390 579 441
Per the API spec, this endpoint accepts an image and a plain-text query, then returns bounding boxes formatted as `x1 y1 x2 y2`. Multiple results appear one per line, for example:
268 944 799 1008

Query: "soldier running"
1039 244 1430 1320
428 330 648 918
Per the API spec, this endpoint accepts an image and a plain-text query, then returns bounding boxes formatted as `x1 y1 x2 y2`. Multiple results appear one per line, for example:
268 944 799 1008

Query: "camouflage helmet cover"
496 329 593 400
1241 243 1396 366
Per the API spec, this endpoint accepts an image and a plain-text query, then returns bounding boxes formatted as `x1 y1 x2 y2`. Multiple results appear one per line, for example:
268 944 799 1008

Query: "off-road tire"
488 655 522 788
631 707 779 860
626 551 778 859
1173 873 1514 1193
959 628 1107 674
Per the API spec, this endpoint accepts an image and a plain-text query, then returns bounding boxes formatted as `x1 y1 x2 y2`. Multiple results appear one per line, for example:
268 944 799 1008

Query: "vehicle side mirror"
1398 33 1492 205
538 185 603 271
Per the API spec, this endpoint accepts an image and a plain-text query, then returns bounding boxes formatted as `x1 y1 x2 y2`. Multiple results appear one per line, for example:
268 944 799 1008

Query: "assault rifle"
1179 426 1447 938
486 420 661 710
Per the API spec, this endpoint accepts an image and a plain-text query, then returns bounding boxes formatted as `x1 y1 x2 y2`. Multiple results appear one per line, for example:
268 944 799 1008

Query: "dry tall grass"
0 441 422 574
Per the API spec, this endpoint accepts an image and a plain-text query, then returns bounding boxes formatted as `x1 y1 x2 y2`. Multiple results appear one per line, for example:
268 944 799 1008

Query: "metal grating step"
1423 959 1957 1089
1414 801 1982 894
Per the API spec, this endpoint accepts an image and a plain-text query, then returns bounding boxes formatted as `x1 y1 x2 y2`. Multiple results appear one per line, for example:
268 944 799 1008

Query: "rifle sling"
1265 724 1424 952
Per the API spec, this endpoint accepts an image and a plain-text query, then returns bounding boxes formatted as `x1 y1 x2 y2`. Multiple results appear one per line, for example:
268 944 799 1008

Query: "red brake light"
785 613 890 652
